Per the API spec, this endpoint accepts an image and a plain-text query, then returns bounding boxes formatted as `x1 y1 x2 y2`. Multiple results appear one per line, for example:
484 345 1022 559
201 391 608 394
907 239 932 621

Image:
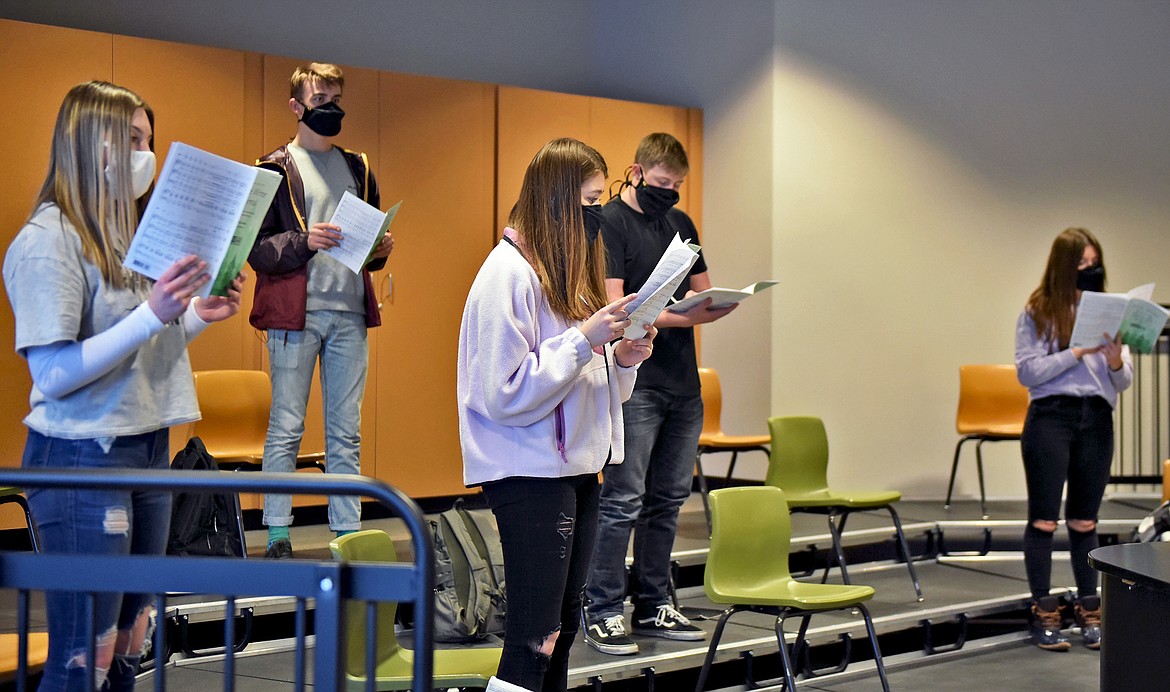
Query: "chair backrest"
956 364 1030 436
698 367 724 437
764 416 831 495
329 529 401 677
191 370 272 458
705 486 793 602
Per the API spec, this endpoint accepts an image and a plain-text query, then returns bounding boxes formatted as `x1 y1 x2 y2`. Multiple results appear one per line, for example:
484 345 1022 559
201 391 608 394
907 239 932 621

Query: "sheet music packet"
667 280 779 312
1070 282 1170 354
320 192 403 275
624 233 701 339
123 142 281 297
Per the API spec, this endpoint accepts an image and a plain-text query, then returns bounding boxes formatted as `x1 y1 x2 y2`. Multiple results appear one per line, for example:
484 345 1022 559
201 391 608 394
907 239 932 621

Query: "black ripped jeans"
481 474 600 692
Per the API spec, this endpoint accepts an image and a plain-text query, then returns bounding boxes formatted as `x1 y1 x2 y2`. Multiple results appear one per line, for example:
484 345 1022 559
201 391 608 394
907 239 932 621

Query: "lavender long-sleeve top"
1014 310 1133 408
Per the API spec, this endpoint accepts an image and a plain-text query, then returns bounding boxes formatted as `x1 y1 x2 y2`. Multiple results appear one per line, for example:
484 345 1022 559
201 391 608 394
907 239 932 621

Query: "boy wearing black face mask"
248 62 394 559
583 132 737 654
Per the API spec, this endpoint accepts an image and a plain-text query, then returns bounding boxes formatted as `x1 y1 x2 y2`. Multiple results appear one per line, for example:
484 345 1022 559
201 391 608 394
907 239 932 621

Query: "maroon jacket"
247 144 387 331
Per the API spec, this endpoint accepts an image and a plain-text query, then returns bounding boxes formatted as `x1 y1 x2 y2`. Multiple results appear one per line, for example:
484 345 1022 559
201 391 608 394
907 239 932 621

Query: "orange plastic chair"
944 364 1030 519
0 632 49 684
190 370 325 473
695 368 770 532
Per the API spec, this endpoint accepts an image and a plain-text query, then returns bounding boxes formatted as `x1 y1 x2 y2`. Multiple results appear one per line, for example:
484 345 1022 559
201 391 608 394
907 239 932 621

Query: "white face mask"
106 149 156 199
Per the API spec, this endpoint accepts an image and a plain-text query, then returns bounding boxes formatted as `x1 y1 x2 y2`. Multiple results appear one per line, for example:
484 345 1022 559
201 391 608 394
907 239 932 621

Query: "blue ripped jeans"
23 428 172 692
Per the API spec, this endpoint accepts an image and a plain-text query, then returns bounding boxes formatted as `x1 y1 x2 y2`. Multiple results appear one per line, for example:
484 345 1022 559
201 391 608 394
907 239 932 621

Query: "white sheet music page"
320 191 391 274
124 142 257 297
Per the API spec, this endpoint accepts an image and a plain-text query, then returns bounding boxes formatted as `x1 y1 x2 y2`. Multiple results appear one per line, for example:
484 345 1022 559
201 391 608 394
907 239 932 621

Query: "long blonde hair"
508 138 608 321
31 81 151 289
1026 227 1106 348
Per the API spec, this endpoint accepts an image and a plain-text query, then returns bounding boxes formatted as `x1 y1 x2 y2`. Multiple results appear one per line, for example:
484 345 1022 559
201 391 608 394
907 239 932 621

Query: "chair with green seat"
0 486 40 552
694 486 889 692
766 415 923 601
329 529 502 690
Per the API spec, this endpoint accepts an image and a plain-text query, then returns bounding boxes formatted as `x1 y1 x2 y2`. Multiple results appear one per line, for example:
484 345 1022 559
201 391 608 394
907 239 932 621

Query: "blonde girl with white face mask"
2 81 244 691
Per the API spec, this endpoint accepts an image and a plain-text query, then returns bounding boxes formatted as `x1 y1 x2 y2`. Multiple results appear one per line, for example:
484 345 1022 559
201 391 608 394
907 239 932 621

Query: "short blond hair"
289 63 344 100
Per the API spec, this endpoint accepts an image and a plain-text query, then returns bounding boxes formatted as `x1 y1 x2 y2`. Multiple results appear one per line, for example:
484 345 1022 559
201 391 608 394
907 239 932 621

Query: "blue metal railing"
0 468 434 692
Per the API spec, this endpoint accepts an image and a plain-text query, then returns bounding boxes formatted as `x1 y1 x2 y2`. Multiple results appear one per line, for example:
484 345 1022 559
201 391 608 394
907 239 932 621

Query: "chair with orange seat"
0 486 39 552
694 367 770 532
944 364 1030 519
0 632 50 686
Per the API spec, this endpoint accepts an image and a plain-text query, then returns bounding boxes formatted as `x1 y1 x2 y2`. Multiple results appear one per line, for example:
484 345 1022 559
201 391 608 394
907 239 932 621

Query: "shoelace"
1076 604 1102 628
654 604 692 627
1033 604 1063 629
603 615 628 635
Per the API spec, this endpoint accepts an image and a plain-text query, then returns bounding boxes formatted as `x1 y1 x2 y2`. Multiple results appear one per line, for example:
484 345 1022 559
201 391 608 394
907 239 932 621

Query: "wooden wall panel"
496 87 591 233
373 73 497 497
113 36 258 374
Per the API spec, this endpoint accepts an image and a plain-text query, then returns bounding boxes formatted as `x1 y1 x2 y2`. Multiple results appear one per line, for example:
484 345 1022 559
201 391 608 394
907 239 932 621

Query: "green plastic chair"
695 486 890 692
766 416 923 601
329 530 502 691
0 486 39 552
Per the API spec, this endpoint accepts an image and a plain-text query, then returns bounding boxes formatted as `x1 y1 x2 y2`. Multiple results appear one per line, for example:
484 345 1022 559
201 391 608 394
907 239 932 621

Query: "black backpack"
167 437 245 558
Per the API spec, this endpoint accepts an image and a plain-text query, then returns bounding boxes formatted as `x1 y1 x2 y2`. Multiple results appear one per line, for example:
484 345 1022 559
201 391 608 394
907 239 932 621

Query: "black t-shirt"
601 197 708 394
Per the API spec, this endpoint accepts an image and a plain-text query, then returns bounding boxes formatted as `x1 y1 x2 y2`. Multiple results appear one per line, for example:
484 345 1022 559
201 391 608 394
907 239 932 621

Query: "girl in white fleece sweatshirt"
457 138 657 692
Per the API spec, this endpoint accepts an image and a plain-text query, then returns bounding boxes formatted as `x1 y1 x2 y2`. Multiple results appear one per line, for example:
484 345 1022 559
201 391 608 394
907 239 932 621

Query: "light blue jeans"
263 310 368 531
585 389 704 619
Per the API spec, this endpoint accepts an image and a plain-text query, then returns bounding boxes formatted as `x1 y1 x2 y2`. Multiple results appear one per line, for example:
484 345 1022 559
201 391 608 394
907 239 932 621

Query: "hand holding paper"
624 233 700 339
319 192 402 274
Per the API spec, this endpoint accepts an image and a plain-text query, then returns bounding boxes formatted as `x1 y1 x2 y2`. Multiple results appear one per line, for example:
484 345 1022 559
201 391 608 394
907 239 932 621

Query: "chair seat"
708 576 874 610
784 488 902 509
699 433 771 449
958 425 1023 438
352 645 502 690
0 632 49 681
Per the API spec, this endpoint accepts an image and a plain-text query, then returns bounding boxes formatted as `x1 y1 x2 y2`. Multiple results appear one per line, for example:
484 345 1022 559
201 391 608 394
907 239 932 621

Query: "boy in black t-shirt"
583 133 737 655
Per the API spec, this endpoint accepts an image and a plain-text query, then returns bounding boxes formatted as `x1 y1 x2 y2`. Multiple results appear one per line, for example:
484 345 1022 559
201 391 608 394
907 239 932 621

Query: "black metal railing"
0 468 434 692
1113 322 1170 486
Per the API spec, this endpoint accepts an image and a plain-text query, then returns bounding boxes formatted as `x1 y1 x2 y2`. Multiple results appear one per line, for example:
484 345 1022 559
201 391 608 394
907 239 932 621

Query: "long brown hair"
508 138 608 321
31 81 151 289
1026 227 1106 347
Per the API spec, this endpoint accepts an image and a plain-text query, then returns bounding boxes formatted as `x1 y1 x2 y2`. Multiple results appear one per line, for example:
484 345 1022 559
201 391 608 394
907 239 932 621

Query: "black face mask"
298 100 345 137
1076 265 1105 292
581 204 605 243
634 174 680 219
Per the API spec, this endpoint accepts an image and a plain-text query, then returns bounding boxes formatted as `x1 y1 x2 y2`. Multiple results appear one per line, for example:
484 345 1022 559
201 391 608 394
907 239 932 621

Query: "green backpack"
432 501 507 642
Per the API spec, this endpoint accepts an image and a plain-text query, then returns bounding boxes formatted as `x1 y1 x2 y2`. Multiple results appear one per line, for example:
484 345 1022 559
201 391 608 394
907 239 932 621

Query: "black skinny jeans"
1020 395 1114 599
481 474 600 692
1021 395 1114 523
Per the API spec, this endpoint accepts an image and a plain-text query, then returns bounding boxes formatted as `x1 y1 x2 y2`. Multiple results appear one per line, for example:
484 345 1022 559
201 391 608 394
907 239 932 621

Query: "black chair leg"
887 505 924 601
694 606 738 692
823 511 852 585
12 494 40 553
724 451 740 481
945 436 972 509
773 610 799 692
695 451 712 536
975 439 989 519
857 603 891 692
